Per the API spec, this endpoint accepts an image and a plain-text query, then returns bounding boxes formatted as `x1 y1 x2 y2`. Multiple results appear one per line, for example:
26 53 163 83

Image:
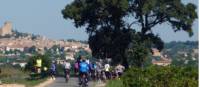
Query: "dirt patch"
0 84 25 87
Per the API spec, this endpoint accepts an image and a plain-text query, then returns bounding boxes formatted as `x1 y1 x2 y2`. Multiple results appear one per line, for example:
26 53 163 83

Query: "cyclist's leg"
67 69 70 78
83 72 88 86
79 72 83 85
50 70 53 79
53 71 56 80
50 70 55 80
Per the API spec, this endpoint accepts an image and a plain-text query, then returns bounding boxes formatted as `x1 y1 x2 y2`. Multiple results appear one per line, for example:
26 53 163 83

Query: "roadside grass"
106 79 123 87
1 77 47 87
0 65 48 87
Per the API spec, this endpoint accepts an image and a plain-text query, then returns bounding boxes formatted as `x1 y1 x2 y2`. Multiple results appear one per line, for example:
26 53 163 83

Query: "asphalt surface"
47 77 96 87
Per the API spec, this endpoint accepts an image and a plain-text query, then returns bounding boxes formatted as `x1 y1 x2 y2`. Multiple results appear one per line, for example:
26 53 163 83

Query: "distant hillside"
163 41 198 67
164 41 198 50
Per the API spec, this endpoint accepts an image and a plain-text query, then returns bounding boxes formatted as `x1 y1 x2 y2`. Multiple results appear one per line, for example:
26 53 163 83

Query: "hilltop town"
0 22 90 63
0 22 198 67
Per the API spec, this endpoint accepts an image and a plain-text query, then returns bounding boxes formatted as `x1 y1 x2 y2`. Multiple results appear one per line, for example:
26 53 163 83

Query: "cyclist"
115 63 125 78
74 61 79 76
104 62 111 80
50 61 56 80
96 61 103 83
89 62 97 80
79 59 89 86
63 60 71 82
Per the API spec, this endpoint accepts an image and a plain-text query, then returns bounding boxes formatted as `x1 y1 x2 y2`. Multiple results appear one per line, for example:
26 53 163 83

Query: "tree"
62 0 197 67
128 0 197 36
74 49 92 60
29 46 37 54
25 54 51 72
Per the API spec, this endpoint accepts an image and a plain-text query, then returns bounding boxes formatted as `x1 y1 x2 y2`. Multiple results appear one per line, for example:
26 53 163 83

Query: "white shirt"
115 65 125 73
86 59 90 64
64 62 71 69
104 64 110 71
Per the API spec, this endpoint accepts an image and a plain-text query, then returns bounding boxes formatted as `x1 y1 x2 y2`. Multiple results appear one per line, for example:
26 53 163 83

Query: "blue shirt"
79 62 89 73
50 63 56 71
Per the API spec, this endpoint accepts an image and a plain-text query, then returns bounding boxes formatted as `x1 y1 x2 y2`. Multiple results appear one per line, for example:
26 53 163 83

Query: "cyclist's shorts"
80 72 88 77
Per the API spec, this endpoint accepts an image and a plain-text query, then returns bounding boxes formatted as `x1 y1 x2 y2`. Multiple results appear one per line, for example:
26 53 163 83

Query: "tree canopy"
62 0 197 67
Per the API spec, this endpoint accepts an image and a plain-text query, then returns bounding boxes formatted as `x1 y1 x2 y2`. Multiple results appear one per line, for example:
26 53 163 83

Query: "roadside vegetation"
106 65 198 87
62 0 198 87
0 64 47 87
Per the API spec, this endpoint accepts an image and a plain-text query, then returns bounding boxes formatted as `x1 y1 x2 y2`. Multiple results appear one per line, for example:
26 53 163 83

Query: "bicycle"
65 69 70 82
79 73 88 87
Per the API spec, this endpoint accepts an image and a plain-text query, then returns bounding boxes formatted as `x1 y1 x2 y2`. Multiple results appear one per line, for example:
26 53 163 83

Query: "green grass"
106 79 123 87
0 65 48 87
1 77 47 87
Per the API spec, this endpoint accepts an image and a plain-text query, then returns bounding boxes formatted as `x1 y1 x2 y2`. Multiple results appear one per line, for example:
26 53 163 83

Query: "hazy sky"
0 0 198 42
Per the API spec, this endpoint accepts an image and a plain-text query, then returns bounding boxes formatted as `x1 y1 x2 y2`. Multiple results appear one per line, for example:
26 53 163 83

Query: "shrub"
106 65 198 87
106 79 123 87
25 54 51 72
0 65 28 83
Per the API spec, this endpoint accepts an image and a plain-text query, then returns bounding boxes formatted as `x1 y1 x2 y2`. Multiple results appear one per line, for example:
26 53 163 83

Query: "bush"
56 64 65 76
25 54 51 72
106 79 123 87
106 65 198 87
0 65 48 87
0 65 28 83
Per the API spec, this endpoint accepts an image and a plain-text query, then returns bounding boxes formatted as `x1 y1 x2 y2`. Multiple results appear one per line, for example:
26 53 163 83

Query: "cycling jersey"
64 62 71 69
74 62 79 69
79 62 89 73
115 65 125 73
93 64 97 69
104 64 110 72
50 63 56 72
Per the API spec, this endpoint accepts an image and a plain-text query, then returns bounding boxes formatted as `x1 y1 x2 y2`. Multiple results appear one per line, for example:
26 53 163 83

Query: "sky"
0 0 198 42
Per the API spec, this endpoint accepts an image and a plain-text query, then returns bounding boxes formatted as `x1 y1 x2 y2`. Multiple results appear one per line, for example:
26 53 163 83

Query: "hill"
163 41 198 67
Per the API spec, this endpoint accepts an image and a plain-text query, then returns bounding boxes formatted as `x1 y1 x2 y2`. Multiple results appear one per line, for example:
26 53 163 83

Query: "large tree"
128 0 197 36
62 0 197 67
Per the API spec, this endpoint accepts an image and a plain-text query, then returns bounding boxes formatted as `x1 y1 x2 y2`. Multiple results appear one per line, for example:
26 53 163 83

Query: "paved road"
47 77 96 87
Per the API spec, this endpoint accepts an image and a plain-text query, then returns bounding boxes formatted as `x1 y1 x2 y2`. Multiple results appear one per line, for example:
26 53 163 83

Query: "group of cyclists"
49 56 125 86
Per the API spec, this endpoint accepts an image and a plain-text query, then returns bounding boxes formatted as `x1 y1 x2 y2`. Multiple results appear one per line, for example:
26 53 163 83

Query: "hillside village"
0 21 198 67
0 22 91 66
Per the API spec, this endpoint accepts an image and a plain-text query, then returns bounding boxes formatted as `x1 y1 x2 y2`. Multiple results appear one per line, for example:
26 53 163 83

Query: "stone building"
151 48 172 66
0 21 12 36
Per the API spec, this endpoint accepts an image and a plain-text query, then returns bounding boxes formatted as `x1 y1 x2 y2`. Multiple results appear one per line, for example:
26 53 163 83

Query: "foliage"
126 42 149 67
106 79 124 87
0 64 27 79
74 49 92 59
62 0 197 67
25 54 51 72
106 65 198 87
125 31 160 67
129 0 197 36
0 64 47 87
